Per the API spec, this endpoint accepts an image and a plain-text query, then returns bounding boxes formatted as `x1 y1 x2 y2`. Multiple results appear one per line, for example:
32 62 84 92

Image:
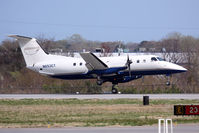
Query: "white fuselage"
30 54 186 79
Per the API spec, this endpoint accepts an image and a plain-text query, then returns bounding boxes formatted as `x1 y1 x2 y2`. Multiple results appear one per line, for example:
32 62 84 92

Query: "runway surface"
0 124 198 133
0 94 199 99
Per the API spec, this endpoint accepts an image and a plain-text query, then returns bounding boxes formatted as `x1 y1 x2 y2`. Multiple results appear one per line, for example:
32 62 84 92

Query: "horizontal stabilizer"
8 35 32 41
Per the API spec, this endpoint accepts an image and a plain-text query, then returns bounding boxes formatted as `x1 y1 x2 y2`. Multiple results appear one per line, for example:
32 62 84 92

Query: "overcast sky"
0 0 199 43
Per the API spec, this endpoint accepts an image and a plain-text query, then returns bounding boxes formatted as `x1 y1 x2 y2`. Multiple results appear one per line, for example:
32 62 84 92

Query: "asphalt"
0 124 198 133
0 94 199 99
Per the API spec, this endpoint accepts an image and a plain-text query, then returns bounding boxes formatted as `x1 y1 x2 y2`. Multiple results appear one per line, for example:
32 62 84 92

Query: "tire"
97 80 103 86
166 81 170 86
112 88 118 94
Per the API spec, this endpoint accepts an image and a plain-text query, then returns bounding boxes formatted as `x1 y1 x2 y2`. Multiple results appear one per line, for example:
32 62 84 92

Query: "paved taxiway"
0 94 199 99
0 125 198 133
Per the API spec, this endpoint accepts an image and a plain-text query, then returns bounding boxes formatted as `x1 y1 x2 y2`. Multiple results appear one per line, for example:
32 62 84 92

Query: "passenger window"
137 60 140 63
73 63 76 66
80 63 82 66
151 57 157 62
143 59 146 63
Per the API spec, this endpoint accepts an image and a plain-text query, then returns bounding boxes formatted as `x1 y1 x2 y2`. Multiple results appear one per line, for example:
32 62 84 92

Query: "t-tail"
8 35 49 67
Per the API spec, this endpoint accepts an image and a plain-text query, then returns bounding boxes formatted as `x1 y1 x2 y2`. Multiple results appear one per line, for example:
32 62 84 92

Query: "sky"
0 0 199 43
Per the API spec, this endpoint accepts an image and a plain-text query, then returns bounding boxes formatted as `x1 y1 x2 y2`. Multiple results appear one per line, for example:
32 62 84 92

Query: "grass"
0 99 198 128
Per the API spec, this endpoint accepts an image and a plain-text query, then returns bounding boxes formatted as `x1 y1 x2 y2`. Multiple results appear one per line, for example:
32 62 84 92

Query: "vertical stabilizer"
8 35 48 67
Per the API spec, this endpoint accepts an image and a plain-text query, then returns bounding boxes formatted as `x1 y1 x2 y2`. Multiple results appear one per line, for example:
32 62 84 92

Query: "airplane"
9 35 187 94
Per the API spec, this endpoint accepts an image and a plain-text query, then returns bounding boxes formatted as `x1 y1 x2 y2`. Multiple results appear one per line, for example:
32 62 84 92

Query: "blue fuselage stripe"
51 69 186 80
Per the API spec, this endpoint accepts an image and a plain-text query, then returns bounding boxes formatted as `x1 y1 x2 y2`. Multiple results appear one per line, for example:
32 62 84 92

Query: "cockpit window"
157 57 165 61
151 57 157 61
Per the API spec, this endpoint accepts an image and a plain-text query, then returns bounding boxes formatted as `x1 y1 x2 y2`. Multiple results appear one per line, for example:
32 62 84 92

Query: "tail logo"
24 47 40 55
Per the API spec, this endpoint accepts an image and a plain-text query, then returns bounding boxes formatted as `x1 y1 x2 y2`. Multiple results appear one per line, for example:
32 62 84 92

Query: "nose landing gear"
166 81 170 86
166 75 171 86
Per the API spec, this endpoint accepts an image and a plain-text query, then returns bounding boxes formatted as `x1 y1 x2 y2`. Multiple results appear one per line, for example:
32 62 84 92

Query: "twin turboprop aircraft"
9 35 187 93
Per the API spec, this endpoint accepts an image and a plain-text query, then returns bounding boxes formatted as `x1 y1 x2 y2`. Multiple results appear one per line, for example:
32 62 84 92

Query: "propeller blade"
128 64 131 77
126 55 132 77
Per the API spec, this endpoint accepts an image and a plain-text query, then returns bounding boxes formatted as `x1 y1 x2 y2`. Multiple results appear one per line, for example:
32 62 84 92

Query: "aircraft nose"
162 62 187 73
177 65 187 72
169 63 187 73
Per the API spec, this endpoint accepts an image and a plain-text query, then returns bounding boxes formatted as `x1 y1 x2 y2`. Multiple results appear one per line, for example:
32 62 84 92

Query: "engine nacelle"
112 75 142 84
119 75 142 83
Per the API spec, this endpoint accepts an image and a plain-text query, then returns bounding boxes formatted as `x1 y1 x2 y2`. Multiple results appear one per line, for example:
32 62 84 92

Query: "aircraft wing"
80 52 108 71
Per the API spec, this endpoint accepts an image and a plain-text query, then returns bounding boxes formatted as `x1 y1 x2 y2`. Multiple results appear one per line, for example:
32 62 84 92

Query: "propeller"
126 55 132 77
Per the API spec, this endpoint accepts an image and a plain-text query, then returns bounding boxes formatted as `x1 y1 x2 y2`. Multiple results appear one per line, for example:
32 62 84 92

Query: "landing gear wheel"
112 88 118 94
96 76 103 86
97 80 103 86
112 84 118 94
166 81 170 86
166 75 171 86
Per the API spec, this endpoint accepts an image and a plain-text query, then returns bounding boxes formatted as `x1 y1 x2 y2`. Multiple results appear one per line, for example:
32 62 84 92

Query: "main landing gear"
96 80 103 86
112 84 118 94
96 76 103 86
96 76 119 94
